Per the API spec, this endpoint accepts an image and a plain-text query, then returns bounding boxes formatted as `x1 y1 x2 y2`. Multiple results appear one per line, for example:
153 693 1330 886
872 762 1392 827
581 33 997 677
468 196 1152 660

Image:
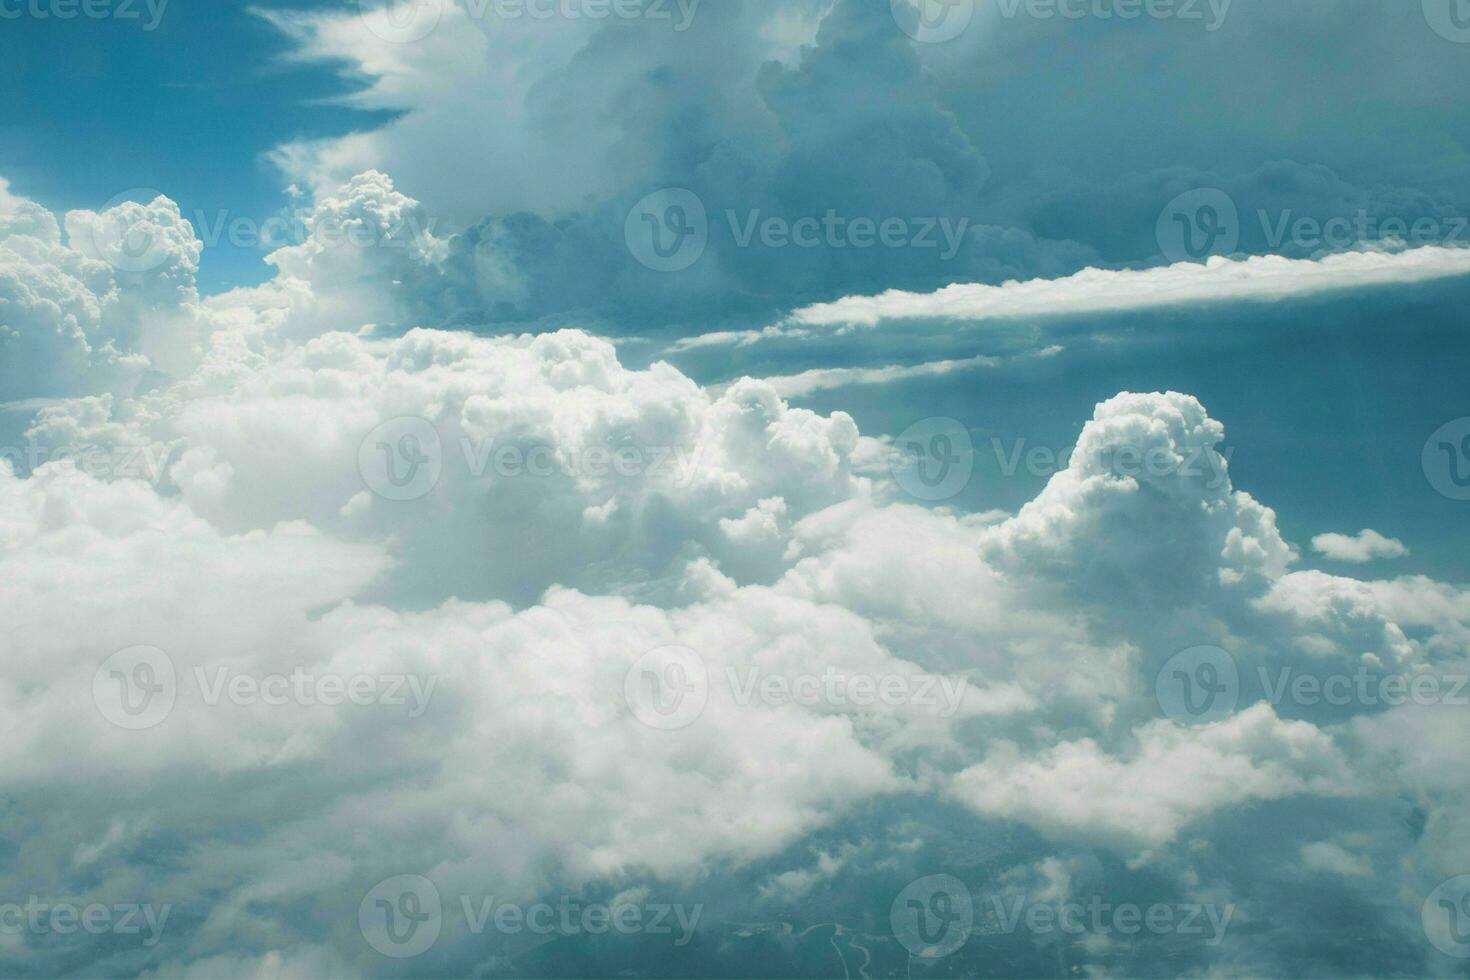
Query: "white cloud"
1311 529 1409 563
2 174 1469 974
784 246 1470 330
978 390 1295 599
950 703 1360 853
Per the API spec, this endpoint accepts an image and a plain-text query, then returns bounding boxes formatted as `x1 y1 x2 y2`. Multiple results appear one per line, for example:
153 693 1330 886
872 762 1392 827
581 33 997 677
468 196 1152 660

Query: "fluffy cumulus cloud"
2 169 1469 976
951 703 1359 853
1312 528 1411 564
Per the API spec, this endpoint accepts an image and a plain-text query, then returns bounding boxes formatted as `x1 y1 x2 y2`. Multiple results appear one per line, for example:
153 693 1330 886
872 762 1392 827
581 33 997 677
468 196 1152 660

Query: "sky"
2 0 1470 977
